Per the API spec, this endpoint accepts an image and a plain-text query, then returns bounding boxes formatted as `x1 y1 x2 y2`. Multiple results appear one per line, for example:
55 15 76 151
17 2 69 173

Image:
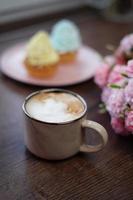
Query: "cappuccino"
26 92 85 123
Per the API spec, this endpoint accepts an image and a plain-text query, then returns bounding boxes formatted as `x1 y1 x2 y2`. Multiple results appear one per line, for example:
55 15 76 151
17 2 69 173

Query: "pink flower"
108 65 125 84
101 87 111 104
126 60 133 77
111 117 129 135
120 34 133 52
94 38 133 135
104 55 116 66
125 111 133 132
107 89 125 118
94 63 110 88
125 79 133 105
115 34 133 64
115 47 126 65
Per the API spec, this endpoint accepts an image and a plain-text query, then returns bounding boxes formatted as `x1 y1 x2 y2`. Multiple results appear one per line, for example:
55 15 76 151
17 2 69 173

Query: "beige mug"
22 89 108 160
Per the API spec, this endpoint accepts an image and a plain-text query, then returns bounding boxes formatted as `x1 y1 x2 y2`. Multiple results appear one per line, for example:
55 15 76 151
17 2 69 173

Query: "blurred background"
0 0 133 27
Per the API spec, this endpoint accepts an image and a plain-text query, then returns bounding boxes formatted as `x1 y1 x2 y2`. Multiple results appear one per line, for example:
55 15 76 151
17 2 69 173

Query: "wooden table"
0 8 133 200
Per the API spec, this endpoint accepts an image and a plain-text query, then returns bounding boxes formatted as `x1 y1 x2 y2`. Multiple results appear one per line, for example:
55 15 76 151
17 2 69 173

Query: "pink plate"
0 42 102 86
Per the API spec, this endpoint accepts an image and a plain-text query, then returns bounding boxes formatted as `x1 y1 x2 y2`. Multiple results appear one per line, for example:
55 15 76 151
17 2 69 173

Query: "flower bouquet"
94 34 133 135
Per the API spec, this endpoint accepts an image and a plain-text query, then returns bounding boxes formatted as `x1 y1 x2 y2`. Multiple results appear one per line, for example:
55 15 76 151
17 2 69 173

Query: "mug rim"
22 88 87 125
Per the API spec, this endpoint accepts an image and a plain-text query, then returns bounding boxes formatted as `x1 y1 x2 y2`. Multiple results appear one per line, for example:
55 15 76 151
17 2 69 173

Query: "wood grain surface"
0 8 133 200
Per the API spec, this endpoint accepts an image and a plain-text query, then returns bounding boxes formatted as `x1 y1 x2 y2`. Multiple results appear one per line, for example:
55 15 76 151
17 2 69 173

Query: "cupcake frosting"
51 20 82 53
26 31 59 67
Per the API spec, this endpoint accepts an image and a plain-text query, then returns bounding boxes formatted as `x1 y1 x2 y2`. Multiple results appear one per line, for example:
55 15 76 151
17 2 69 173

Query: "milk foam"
26 92 84 123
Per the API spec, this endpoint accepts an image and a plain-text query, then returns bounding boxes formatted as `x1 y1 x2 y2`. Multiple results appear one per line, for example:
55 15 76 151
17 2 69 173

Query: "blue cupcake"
51 19 82 63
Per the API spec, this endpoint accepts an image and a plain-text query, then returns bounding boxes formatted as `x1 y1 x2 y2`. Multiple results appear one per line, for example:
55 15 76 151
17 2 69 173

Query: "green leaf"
106 44 115 51
121 73 129 78
98 103 107 114
108 83 122 89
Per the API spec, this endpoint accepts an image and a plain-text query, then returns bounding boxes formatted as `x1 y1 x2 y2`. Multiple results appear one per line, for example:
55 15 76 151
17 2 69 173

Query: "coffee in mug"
23 89 108 160
26 92 85 123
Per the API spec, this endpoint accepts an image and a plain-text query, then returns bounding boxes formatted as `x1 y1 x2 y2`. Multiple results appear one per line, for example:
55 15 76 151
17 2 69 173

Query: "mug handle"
80 120 108 153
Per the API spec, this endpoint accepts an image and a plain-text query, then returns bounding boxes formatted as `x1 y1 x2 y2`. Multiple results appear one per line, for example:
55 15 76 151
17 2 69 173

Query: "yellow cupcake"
24 31 59 78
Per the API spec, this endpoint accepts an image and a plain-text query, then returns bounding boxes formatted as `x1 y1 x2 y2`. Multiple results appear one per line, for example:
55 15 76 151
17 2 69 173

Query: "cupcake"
115 33 133 64
24 31 59 78
51 20 82 63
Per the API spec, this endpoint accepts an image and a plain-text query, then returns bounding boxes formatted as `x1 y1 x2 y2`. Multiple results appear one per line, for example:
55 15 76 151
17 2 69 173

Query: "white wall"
84 0 112 9
0 0 70 11
0 0 83 24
